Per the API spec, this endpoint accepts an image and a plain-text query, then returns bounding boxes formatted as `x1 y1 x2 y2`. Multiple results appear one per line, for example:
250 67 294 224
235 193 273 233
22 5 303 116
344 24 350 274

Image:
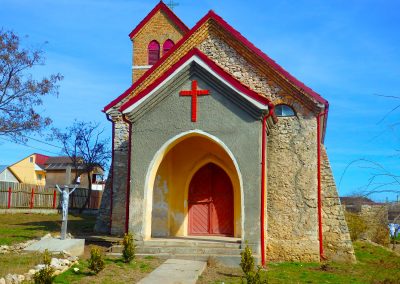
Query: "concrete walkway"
138 258 206 284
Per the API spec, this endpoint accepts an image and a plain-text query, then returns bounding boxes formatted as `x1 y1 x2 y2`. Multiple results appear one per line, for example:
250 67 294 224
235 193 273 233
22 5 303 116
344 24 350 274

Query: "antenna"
167 0 179 10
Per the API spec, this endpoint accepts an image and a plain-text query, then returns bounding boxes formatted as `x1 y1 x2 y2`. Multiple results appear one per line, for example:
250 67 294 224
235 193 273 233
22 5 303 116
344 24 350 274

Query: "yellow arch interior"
149 134 242 238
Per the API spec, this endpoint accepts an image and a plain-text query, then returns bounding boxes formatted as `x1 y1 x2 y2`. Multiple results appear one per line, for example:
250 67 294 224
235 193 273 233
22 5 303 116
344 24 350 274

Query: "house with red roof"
97 1 355 265
8 153 49 186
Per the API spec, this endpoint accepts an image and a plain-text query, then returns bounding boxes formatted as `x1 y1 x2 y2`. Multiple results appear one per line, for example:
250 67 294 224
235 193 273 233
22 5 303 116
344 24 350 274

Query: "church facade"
97 1 355 264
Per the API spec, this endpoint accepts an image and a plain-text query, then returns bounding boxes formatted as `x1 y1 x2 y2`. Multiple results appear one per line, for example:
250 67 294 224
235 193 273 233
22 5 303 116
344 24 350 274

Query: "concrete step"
111 245 242 255
137 239 241 249
107 252 254 267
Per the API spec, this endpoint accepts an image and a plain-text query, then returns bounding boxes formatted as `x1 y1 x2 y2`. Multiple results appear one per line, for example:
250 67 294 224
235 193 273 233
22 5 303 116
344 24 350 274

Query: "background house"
44 156 104 190
8 153 49 186
0 165 20 183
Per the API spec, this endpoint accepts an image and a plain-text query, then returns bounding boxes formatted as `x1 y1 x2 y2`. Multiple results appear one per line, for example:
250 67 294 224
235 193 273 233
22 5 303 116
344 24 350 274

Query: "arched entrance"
143 130 243 240
188 163 234 236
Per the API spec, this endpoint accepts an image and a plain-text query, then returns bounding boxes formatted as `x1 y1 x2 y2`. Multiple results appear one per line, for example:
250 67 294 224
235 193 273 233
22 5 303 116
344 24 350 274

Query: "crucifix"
179 80 210 122
167 0 179 10
56 184 77 240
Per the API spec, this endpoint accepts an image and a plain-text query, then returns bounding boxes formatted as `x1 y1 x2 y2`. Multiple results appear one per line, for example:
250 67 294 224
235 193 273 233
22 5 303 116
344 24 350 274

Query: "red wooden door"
188 163 234 236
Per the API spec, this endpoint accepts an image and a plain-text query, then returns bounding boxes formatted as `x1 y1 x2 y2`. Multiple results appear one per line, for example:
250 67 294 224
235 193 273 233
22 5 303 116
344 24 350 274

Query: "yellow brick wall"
132 10 186 83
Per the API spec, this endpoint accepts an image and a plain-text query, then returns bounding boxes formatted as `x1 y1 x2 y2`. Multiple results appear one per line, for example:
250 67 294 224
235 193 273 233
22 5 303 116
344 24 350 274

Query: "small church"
96 1 355 265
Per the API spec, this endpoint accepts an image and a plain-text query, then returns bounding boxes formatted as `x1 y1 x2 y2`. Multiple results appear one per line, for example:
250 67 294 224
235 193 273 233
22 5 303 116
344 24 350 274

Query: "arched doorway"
188 163 234 236
144 130 243 240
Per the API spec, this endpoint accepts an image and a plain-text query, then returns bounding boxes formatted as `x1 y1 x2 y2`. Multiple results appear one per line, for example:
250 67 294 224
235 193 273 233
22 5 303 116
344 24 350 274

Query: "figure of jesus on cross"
56 184 77 240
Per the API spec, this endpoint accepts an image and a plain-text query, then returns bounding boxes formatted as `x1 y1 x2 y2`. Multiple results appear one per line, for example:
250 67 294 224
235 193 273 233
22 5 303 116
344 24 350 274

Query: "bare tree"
0 29 63 141
340 95 400 249
52 121 111 212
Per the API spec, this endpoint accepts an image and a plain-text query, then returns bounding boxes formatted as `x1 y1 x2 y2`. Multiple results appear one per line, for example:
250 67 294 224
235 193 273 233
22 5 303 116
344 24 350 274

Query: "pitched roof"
105 10 328 114
45 156 73 164
128 1 189 39
35 153 50 165
0 165 7 172
120 48 276 122
45 156 82 170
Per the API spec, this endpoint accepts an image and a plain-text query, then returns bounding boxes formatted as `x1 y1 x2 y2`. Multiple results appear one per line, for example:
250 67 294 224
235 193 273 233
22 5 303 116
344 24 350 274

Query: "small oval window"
275 104 295 117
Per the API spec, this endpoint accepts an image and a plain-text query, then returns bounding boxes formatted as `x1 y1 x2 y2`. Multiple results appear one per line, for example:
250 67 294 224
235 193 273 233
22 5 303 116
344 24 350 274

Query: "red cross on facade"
179 80 210 122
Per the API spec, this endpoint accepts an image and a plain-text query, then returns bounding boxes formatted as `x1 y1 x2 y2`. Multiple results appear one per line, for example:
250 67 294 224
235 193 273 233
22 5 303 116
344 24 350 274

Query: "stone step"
107 252 254 267
136 239 241 249
111 245 242 255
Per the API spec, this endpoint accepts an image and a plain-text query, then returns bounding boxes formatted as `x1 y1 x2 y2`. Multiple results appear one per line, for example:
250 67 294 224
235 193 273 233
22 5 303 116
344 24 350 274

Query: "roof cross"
179 80 210 122
166 0 179 10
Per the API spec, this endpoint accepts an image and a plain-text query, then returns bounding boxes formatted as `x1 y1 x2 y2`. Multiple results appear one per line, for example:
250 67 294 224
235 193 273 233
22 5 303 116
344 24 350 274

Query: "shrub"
240 244 255 275
240 243 266 284
345 212 368 241
88 246 105 274
371 224 390 246
122 232 136 263
33 249 55 284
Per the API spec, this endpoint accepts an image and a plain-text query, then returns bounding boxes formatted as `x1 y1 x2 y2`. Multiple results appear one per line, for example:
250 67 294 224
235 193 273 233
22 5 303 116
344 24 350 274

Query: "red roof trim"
128 1 189 39
105 9 328 113
103 10 212 113
119 48 271 113
207 11 328 107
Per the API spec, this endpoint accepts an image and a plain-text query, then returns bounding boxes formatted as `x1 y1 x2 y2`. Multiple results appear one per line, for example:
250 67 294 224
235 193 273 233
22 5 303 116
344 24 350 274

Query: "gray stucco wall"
126 68 264 253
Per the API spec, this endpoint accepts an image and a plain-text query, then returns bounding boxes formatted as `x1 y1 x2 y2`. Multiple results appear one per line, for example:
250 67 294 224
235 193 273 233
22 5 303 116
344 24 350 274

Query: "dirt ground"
197 261 243 284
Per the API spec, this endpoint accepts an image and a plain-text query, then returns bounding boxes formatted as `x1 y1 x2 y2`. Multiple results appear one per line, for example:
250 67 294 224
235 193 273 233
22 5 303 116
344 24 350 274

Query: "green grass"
264 241 400 283
0 213 96 245
54 257 162 284
204 241 400 284
0 252 43 277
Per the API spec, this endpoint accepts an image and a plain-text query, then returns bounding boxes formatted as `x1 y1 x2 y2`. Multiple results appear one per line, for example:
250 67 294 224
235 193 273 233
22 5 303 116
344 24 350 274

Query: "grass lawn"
0 213 96 245
0 252 43 277
199 241 400 284
53 256 163 284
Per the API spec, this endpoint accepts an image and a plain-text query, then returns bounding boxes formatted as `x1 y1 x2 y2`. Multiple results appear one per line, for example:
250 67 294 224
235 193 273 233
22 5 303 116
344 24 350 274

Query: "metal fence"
0 182 102 209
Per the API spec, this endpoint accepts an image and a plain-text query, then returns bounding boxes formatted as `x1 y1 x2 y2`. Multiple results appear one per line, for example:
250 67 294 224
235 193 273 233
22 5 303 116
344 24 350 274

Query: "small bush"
33 249 55 284
371 224 390 246
88 246 105 274
240 243 266 284
122 232 136 263
345 212 368 241
240 244 255 275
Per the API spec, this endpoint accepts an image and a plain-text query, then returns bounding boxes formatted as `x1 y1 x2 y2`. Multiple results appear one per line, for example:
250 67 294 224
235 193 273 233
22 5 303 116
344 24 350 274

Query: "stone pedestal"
24 238 85 256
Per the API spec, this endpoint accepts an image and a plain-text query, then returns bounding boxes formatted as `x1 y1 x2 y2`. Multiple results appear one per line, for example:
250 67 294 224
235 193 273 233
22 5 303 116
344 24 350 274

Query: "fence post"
7 187 11 209
30 188 34 209
53 189 57 209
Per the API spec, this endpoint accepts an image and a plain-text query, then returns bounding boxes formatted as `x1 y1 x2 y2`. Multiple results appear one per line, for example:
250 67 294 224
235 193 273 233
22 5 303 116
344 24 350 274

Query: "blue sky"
0 0 399 201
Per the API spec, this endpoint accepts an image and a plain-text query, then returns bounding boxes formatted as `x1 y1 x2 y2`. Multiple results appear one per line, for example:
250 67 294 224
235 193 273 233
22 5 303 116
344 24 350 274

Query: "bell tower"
129 1 189 83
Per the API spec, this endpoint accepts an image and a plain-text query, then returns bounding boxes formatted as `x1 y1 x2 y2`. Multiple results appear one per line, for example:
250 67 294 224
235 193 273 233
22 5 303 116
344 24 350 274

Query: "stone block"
24 238 85 256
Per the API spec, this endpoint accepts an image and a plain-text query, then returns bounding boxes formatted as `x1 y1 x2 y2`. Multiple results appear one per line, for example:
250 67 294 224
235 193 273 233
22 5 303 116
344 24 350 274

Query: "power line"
20 134 63 149
0 136 60 155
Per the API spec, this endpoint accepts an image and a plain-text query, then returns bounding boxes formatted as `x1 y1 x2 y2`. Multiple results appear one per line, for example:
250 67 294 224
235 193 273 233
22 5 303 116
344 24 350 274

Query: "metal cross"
167 0 179 10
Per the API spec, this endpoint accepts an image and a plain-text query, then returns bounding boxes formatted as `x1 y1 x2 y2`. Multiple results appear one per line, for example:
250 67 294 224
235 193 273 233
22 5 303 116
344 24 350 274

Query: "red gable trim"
105 9 328 113
207 11 328 108
128 1 189 39
119 48 272 113
103 10 211 113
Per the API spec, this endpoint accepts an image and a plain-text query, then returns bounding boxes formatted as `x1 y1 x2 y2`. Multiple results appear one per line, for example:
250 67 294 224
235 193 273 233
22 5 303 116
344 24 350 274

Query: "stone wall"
321 146 356 262
110 115 130 235
266 115 319 262
199 33 321 262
